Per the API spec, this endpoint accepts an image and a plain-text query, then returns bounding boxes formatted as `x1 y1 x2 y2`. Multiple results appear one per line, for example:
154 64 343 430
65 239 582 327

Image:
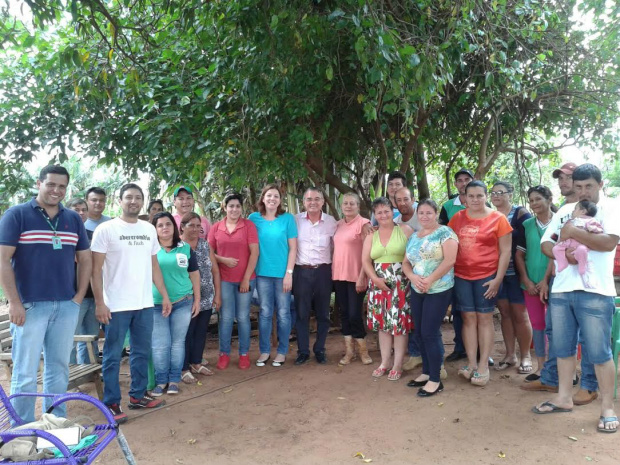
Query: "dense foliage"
1 0 619 215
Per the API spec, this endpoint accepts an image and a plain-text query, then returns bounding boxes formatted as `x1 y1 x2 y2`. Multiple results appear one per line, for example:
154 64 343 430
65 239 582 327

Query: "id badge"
52 236 62 250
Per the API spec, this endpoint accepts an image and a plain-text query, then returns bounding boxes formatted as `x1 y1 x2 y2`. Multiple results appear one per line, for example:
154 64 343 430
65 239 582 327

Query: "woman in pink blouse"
333 193 374 366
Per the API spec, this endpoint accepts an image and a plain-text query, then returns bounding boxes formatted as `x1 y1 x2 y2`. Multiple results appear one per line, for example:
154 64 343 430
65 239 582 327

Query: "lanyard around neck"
38 208 60 236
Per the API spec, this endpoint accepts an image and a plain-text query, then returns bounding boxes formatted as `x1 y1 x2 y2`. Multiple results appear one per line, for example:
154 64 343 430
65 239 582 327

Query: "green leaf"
485 72 494 87
180 96 190 106
409 54 421 67
326 65 334 81
270 15 278 28
328 9 345 20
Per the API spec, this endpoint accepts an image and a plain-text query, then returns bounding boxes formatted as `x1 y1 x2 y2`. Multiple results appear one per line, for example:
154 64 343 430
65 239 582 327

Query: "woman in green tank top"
362 197 414 381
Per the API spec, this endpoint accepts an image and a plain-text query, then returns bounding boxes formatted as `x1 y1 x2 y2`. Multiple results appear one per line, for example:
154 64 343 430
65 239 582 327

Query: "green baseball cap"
173 186 193 198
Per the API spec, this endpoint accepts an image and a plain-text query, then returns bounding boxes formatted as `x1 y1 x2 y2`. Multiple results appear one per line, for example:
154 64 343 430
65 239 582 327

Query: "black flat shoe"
407 379 429 388
315 352 327 364
417 382 444 397
295 353 310 365
445 351 466 362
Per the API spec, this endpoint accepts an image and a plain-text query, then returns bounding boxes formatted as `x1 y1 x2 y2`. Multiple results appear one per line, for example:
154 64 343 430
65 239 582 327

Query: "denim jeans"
454 275 497 313
102 308 153 406
407 332 421 357
410 289 452 382
451 293 465 354
70 298 99 364
541 313 598 389
152 297 193 385
183 309 213 370
10 300 79 422
257 276 292 355
219 280 254 355
549 291 614 363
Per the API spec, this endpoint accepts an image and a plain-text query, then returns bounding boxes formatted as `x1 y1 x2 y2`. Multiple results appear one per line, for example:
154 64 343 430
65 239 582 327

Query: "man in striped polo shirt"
0 165 91 422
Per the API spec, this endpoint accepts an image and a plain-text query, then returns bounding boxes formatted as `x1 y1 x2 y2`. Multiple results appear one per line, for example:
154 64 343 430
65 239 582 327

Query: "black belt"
296 263 330 269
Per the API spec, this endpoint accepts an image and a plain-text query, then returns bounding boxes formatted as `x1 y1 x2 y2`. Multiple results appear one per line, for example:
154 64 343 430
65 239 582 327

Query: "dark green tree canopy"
1 0 619 214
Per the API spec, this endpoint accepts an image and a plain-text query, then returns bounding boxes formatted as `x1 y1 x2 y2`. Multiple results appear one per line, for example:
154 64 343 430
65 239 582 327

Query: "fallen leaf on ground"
453 418 460 423
223 388 233 393
197 381 203 386
362 459 372 463
585 456 593 461
337 397 346 400
353 452 365 459
187 439 196 445
498 451 506 458
568 436 578 441
437 402 444 407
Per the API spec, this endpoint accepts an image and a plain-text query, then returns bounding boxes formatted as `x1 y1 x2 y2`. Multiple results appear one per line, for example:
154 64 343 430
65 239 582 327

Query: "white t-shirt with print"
91 218 161 312
541 197 620 296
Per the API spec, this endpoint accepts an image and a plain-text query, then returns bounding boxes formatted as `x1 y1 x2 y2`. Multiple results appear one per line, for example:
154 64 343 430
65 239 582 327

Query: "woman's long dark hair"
152 211 182 246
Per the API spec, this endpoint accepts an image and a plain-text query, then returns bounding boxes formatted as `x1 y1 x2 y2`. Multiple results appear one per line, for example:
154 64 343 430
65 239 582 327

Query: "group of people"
0 160 618 434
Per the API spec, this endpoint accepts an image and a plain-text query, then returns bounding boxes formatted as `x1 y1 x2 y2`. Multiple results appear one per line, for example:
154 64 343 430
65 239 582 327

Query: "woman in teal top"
402 199 458 397
515 185 554 381
150 212 200 396
362 197 414 381
249 184 298 367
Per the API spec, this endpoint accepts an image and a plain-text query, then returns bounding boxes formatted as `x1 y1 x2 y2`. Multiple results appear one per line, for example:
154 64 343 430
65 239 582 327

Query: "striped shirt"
0 198 90 303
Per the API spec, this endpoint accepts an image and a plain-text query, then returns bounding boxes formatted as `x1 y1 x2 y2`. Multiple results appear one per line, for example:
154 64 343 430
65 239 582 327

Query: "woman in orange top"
448 181 512 387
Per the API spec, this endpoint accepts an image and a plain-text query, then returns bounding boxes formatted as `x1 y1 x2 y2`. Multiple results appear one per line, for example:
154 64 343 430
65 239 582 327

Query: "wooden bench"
0 314 103 400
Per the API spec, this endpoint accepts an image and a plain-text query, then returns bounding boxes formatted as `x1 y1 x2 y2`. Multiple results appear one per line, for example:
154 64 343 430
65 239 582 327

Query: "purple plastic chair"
0 385 117 464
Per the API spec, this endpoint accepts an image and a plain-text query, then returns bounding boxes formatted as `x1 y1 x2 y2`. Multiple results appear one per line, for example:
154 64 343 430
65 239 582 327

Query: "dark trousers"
183 309 213 370
333 280 366 339
293 264 333 355
451 294 465 353
411 289 453 382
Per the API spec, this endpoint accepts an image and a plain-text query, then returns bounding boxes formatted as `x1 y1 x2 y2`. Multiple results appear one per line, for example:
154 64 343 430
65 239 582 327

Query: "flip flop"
518 360 534 374
191 365 214 376
597 416 619 434
495 361 516 371
181 371 197 384
532 401 573 414
524 373 541 382
372 367 387 378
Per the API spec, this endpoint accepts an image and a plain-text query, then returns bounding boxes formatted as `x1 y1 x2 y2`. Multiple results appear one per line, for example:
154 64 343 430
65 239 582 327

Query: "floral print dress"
367 226 412 335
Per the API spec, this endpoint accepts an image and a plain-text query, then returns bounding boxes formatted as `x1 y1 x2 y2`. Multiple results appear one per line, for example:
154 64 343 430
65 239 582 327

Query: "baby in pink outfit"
552 200 603 287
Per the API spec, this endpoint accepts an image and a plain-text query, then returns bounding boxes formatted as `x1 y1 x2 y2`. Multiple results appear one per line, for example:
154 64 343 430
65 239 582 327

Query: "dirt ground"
1 317 619 465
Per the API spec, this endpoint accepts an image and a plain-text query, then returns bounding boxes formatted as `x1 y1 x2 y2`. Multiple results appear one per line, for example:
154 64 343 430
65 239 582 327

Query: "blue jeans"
183 309 213 370
102 308 153 406
408 332 421 357
451 293 465 354
219 280 254 355
410 289 452 382
549 291 614 363
10 300 79 422
152 297 193 385
454 275 497 313
70 298 99 364
541 291 609 390
257 276 292 355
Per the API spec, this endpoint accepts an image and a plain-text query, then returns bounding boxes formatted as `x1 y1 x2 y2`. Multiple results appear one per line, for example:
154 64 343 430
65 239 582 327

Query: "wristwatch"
286 269 293 275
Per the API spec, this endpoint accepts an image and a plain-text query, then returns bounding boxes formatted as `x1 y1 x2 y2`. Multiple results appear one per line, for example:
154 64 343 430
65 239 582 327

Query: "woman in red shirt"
448 181 512 386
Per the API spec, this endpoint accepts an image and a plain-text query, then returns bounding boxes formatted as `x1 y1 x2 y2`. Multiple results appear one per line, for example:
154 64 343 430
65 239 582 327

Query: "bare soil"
1 311 619 465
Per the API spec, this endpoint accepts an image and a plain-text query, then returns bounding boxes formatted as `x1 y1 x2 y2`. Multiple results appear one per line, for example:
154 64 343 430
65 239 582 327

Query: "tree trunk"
413 141 430 200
